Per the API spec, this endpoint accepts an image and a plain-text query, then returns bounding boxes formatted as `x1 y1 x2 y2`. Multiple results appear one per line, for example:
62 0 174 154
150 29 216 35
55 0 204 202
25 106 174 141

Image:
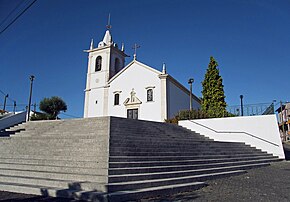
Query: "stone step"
0 138 105 144
0 182 63 196
0 174 107 192
108 162 270 183
11 133 105 139
0 180 204 201
109 135 208 141
0 145 106 153
0 163 107 175
109 141 250 148
15 130 106 136
107 170 246 192
0 154 107 162
109 153 274 162
109 151 267 156
108 158 276 175
108 181 206 199
109 146 260 153
0 140 107 148
0 149 103 157
0 158 105 168
0 168 107 182
109 156 279 168
0 174 84 191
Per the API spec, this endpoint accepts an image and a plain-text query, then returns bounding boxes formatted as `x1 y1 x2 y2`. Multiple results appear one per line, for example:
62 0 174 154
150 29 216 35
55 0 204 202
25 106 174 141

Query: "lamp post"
188 78 194 112
13 101 16 114
26 75 35 121
3 94 8 111
240 95 244 116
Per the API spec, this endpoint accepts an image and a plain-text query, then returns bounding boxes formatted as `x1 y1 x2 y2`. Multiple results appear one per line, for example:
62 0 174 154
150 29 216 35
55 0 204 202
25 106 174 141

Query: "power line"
0 0 38 36
0 90 6 96
0 89 16 102
0 0 27 28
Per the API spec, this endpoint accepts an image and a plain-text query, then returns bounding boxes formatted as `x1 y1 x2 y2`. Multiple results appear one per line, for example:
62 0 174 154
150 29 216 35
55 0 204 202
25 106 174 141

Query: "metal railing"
227 102 275 117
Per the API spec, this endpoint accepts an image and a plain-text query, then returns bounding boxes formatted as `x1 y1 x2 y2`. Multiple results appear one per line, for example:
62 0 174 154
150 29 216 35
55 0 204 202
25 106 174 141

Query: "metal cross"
132 43 140 60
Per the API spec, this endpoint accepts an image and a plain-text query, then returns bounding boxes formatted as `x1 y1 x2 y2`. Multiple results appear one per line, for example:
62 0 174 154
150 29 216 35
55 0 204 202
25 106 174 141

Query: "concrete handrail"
189 120 279 147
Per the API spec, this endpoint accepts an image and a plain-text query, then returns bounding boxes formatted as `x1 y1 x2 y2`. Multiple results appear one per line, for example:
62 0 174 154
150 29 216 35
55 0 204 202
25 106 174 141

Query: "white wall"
86 88 105 117
0 111 26 131
167 80 200 118
179 115 285 159
108 62 162 122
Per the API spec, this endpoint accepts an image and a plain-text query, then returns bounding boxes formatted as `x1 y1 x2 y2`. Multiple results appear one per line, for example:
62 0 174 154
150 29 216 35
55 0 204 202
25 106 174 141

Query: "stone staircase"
0 116 280 201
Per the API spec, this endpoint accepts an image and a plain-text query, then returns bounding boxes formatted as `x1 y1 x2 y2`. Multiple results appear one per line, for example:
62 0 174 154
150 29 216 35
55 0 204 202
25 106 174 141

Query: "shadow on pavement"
0 196 82 202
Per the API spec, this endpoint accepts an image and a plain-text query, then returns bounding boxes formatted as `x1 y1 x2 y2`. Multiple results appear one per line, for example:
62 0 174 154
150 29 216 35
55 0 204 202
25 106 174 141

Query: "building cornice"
159 74 201 104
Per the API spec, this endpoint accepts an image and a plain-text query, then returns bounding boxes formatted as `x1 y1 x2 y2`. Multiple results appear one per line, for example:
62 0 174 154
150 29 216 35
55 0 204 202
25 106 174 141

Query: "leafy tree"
39 96 67 119
201 56 227 118
30 113 54 121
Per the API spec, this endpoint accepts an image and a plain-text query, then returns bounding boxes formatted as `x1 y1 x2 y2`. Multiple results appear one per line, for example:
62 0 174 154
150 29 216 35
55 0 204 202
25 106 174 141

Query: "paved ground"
0 161 290 202
145 161 290 202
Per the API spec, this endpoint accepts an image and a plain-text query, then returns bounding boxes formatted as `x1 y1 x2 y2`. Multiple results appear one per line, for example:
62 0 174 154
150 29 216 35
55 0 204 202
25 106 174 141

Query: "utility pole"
188 78 194 119
26 75 35 121
240 95 244 116
280 101 285 141
3 94 8 111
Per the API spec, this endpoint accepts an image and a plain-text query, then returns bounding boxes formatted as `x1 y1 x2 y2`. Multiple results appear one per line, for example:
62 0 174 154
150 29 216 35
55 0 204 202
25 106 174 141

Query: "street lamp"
26 75 35 121
240 95 244 116
3 94 8 111
188 78 194 112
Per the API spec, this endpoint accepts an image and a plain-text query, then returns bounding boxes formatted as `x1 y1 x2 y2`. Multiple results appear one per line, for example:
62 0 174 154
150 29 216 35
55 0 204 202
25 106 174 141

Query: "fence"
227 102 276 116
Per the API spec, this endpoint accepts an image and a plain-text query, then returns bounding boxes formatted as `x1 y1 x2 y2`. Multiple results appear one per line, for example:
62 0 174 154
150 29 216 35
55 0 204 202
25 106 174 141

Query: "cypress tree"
201 56 227 118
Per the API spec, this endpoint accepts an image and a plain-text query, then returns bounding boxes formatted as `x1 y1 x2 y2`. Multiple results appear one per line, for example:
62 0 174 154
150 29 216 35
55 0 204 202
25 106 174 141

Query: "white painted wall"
108 62 162 122
0 111 26 131
167 80 200 118
179 115 284 159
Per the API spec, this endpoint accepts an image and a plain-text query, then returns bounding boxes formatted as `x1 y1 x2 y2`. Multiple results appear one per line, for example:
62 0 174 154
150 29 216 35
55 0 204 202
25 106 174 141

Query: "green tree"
201 56 227 118
39 96 67 119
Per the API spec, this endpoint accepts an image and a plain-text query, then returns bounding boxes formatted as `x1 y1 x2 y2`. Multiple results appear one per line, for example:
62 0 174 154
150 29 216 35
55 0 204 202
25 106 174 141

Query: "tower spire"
162 63 166 74
106 13 112 30
90 39 94 50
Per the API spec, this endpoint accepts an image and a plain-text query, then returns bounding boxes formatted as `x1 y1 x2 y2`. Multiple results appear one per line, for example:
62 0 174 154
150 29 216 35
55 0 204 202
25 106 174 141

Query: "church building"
83 27 200 122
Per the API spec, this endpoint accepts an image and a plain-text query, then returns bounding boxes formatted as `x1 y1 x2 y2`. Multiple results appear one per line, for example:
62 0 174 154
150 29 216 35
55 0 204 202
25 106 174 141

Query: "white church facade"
83 28 200 122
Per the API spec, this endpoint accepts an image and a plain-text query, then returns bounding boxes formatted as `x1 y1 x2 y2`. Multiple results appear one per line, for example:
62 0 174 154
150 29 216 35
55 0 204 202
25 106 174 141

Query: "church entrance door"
127 109 138 119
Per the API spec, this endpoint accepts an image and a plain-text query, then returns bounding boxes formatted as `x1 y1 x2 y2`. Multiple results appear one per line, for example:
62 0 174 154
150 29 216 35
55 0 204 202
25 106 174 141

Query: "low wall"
0 111 26 131
179 115 285 159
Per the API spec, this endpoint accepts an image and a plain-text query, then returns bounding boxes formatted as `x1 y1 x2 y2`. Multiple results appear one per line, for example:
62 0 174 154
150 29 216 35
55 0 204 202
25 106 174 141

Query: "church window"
95 56 102 71
115 58 121 72
147 89 153 102
114 93 120 105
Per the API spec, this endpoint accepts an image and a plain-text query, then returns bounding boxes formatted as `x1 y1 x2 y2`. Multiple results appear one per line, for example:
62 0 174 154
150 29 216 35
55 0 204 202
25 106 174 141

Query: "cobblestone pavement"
0 161 290 202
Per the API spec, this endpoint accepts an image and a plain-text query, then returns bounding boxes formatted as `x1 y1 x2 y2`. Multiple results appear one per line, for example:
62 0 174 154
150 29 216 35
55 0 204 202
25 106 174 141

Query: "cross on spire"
132 43 140 60
106 13 112 30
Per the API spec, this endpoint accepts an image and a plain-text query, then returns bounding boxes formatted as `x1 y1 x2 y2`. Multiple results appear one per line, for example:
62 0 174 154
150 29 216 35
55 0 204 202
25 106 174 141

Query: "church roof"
108 60 162 84
108 59 201 103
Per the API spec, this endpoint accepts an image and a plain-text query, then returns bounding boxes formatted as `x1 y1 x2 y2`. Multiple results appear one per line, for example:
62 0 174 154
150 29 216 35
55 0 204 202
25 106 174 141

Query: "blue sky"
0 0 289 118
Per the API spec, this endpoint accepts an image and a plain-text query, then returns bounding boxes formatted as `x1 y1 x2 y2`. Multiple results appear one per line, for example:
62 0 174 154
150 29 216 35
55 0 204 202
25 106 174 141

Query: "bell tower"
83 24 128 118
